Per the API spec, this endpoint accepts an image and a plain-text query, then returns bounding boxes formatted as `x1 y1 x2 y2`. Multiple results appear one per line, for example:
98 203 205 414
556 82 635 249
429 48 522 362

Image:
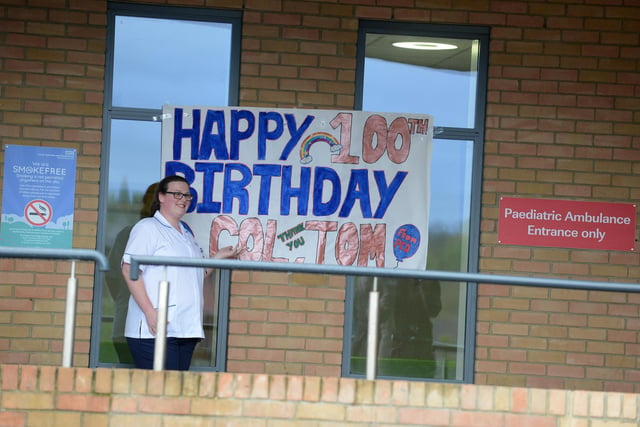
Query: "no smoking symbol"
25 199 53 227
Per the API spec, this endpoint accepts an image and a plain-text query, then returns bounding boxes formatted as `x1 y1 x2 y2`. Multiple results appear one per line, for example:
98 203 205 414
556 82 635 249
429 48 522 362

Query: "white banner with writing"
161 105 433 270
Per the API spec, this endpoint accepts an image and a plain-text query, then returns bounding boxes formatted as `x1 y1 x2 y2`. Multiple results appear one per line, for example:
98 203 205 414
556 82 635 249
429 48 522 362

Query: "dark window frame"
90 1 241 370
343 20 490 383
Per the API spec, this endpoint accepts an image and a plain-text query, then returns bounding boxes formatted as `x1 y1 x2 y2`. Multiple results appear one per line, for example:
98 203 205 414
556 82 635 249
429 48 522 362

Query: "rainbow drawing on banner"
299 132 342 164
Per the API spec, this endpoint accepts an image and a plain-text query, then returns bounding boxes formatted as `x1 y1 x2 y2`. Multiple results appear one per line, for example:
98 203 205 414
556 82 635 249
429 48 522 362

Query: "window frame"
90 1 242 369
343 20 490 383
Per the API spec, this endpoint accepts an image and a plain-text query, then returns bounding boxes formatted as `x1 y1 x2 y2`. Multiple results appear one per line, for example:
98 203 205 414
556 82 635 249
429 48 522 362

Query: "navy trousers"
126 337 200 371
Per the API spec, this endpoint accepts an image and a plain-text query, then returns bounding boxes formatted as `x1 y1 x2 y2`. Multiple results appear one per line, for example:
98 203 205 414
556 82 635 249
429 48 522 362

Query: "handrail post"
366 276 379 380
153 272 170 371
62 260 78 367
0 248 108 368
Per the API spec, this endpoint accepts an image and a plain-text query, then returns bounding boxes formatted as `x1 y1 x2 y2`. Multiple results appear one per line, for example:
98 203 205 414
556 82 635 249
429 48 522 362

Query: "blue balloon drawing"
393 224 421 266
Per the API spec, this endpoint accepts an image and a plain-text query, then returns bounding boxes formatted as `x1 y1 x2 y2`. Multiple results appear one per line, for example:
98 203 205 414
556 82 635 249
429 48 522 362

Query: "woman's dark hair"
150 175 190 214
139 182 159 218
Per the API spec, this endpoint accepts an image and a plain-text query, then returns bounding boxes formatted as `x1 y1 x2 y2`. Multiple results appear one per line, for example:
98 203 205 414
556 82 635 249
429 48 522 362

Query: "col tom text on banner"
161 105 434 270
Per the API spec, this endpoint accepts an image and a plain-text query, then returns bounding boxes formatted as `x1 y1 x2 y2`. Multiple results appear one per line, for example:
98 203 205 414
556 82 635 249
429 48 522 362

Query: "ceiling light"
392 41 458 51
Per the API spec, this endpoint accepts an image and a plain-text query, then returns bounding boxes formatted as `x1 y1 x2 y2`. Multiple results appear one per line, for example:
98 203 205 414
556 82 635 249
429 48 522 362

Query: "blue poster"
0 145 77 248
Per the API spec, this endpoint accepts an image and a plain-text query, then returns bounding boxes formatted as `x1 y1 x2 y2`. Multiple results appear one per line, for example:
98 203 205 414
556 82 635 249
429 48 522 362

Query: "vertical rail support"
153 270 170 371
62 260 78 367
366 276 379 380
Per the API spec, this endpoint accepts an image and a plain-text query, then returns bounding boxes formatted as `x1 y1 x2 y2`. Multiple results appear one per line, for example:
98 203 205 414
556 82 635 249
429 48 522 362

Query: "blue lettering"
373 170 407 218
253 164 281 215
281 165 310 215
279 114 315 160
200 110 228 160
194 162 223 213
173 108 201 160
257 112 284 160
198 110 229 160
339 169 372 218
230 110 255 160
163 160 406 220
223 164 252 214
312 167 341 216
173 109 316 162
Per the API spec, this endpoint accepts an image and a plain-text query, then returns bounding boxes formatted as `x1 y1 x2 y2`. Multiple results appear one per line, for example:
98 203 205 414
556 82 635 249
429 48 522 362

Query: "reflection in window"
96 4 239 368
350 139 473 381
113 17 233 108
348 25 487 381
362 34 479 129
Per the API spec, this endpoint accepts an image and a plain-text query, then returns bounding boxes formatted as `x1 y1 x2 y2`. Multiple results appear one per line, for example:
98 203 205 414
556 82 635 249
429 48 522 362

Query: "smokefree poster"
1 145 77 248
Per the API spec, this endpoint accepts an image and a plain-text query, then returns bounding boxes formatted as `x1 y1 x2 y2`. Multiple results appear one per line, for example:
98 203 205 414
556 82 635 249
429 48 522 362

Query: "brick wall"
0 0 107 366
477 0 640 392
226 270 346 376
0 0 639 392
1 364 639 426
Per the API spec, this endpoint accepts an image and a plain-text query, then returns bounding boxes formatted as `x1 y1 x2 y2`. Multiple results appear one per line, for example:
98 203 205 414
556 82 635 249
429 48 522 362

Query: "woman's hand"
215 243 244 259
144 308 158 336
122 262 159 336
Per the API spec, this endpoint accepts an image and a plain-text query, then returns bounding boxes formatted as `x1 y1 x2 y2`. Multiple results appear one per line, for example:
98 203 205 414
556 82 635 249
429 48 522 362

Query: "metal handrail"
0 247 110 271
0 246 109 367
129 255 640 375
128 256 640 292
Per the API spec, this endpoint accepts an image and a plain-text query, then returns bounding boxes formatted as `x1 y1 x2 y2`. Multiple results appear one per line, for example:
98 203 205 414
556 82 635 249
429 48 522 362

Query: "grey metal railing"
0 246 109 367
128 255 640 376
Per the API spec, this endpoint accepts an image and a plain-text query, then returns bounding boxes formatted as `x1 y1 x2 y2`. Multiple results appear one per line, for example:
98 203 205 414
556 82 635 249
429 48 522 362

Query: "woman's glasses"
165 191 193 201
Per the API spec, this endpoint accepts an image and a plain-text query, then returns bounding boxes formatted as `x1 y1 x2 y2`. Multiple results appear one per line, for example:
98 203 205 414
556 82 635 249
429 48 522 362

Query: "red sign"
498 197 636 251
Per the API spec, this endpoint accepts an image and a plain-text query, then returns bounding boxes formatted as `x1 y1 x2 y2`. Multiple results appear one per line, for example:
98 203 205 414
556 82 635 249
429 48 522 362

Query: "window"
91 2 241 369
345 21 489 382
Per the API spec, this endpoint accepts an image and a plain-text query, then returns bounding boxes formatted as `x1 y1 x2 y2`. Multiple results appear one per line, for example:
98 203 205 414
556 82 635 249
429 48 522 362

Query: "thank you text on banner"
161 105 433 269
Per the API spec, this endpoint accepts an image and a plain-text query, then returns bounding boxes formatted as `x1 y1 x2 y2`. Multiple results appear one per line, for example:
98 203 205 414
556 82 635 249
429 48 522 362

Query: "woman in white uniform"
121 175 242 370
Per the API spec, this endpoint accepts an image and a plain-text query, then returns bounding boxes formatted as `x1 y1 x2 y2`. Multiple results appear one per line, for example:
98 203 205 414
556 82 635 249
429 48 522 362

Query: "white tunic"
122 211 205 339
